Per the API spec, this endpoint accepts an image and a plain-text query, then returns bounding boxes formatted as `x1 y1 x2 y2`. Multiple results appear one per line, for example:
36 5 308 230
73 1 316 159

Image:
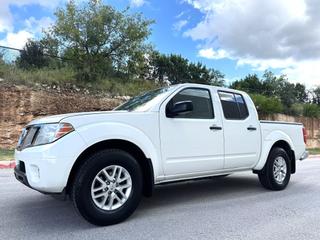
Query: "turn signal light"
302 127 307 144
55 123 74 139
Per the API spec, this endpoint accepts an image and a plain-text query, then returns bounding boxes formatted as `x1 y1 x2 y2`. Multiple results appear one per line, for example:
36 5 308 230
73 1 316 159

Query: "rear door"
218 91 261 169
159 87 224 178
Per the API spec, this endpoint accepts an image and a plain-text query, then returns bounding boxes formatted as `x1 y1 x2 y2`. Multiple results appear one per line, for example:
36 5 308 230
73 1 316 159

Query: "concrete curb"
0 161 16 169
309 155 320 159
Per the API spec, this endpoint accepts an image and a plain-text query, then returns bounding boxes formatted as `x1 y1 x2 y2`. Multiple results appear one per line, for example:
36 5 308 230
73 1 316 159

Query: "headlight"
17 123 74 150
33 123 74 146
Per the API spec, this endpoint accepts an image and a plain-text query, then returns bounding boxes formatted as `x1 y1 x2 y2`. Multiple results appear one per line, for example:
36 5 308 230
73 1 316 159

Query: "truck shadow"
138 174 263 211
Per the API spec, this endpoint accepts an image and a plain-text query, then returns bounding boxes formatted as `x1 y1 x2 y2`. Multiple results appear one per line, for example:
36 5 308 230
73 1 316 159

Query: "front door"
159 87 224 179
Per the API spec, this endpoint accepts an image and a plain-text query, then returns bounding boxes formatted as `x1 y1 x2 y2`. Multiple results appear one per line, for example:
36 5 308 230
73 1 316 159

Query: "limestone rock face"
0 85 123 149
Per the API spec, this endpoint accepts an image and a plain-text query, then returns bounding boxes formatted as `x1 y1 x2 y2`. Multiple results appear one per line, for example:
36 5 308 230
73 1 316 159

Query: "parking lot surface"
1 159 320 240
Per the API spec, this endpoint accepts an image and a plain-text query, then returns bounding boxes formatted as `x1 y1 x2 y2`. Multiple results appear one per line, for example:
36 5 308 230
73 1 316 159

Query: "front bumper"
14 164 67 198
14 130 87 193
299 151 309 161
14 164 31 189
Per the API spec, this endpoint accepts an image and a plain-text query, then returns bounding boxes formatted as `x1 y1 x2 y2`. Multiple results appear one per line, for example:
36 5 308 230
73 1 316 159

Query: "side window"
235 94 249 119
218 92 240 119
167 88 214 119
218 91 249 120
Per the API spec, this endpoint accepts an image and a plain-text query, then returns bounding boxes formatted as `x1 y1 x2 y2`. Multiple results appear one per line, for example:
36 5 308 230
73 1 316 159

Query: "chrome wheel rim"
91 165 132 211
273 156 287 184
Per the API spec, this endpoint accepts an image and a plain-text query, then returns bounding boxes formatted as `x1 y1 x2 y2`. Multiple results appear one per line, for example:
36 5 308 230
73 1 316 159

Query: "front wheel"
71 149 143 226
258 147 291 191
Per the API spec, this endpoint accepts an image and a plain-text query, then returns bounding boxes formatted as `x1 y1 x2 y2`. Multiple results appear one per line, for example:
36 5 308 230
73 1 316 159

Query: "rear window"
218 91 249 120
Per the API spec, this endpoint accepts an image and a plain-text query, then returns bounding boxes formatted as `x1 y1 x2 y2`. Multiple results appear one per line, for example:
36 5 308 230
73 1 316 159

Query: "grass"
0 63 161 97
307 148 320 155
0 149 14 161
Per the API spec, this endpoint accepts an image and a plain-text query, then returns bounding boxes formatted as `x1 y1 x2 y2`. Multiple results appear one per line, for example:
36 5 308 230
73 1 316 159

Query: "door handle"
247 126 257 131
210 125 222 130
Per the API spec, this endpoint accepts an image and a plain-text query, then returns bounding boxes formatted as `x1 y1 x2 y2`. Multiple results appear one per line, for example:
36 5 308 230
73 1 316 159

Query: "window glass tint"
219 91 249 120
168 88 214 119
219 92 240 119
114 87 173 111
235 94 249 119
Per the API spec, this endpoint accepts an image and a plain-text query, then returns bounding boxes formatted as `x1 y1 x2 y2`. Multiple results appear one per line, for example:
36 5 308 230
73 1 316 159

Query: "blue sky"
1 0 320 86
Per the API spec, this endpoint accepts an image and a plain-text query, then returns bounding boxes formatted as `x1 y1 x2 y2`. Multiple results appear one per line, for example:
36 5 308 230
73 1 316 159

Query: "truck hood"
27 111 127 126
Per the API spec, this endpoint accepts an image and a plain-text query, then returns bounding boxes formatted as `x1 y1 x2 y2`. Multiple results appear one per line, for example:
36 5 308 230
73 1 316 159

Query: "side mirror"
166 101 193 118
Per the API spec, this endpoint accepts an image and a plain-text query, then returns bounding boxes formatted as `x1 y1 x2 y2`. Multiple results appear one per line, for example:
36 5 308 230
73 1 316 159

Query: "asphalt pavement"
1 158 320 240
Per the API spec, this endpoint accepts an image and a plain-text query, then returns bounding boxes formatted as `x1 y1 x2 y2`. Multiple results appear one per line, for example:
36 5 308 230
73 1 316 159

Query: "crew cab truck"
14 83 308 226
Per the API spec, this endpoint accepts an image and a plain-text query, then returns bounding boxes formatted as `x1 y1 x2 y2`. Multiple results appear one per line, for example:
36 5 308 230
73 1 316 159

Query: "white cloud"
198 48 230 59
183 0 320 86
0 1 60 52
0 0 62 33
176 11 186 19
281 61 320 87
173 20 188 32
130 0 146 7
0 30 34 49
0 5 12 32
24 16 54 35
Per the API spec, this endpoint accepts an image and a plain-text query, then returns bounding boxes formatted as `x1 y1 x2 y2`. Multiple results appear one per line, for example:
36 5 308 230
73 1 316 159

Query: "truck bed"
260 120 305 161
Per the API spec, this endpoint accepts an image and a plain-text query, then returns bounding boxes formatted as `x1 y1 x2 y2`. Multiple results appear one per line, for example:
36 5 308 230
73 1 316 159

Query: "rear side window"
218 91 249 120
167 88 214 119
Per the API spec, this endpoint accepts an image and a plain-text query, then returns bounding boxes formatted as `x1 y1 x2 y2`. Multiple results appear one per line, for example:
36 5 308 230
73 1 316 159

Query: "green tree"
188 63 225 86
150 52 225 86
294 83 308 103
279 82 297 109
149 51 169 83
208 68 225 86
16 40 49 69
230 74 263 93
261 71 303 111
280 82 308 114
166 54 190 84
261 71 286 97
250 94 283 116
312 87 320 105
45 0 154 80
0 50 6 78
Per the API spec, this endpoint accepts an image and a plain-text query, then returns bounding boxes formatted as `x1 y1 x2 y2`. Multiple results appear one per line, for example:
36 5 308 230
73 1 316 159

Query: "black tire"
258 147 291 191
71 149 143 226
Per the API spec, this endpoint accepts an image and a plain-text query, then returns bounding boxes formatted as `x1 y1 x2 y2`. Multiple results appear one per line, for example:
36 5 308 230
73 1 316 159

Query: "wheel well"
66 139 154 197
271 140 296 174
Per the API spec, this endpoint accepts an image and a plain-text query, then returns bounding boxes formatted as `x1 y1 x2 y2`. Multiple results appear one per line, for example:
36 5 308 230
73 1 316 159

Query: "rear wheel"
258 147 291 191
71 149 142 226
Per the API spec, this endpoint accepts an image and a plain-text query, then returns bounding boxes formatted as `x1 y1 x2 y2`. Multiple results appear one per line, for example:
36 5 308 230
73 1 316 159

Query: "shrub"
303 104 320 118
250 94 283 116
289 103 304 116
0 63 160 96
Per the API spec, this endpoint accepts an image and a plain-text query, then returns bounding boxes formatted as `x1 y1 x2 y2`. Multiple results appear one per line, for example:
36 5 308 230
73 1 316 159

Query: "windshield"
114 86 174 112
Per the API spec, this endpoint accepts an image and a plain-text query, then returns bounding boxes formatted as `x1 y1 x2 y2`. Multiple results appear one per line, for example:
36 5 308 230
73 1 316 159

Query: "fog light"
30 165 40 182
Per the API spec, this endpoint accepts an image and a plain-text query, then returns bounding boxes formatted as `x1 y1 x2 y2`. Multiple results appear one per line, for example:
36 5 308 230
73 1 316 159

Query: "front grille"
17 126 39 151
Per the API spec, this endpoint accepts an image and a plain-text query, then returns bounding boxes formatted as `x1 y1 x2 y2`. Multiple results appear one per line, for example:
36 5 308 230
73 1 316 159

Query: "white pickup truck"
14 83 308 226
